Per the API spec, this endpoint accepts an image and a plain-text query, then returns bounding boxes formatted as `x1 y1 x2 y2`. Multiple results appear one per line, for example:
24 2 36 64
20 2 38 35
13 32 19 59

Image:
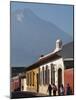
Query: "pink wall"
64 68 74 94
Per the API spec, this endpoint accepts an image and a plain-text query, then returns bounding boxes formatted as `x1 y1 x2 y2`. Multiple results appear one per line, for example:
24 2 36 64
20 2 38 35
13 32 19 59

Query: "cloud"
16 13 24 22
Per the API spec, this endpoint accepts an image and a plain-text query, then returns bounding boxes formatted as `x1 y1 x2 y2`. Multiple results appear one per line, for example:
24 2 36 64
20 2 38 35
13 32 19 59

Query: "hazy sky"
11 2 73 37
11 2 73 67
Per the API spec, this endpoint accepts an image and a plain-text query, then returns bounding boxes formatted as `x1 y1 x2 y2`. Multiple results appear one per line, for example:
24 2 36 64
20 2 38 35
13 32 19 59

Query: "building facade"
26 67 39 92
39 56 64 95
25 39 65 95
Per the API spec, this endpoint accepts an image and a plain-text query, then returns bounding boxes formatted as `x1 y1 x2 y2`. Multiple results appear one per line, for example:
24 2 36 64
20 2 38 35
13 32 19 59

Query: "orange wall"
64 68 74 94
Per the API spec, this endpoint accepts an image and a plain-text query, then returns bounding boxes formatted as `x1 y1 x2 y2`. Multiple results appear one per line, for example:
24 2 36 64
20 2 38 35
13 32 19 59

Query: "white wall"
21 78 27 91
39 57 64 95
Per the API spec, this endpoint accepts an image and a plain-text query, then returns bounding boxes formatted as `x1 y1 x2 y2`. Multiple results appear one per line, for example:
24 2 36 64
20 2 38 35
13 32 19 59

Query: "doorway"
58 68 62 94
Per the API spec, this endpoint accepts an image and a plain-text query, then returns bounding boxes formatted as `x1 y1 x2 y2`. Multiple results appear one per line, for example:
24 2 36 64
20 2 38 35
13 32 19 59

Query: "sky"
10 1 73 67
11 1 73 37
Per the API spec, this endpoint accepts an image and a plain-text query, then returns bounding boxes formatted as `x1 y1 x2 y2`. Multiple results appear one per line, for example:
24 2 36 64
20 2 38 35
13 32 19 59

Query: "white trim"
64 58 74 61
39 49 61 60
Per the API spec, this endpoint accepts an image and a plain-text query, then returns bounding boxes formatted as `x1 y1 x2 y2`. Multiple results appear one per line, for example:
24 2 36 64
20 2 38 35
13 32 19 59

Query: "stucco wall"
21 78 27 91
64 68 74 94
39 58 64 95
26 68 38 92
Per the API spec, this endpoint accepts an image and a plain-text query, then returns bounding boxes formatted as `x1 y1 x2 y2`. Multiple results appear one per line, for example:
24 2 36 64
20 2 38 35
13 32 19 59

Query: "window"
40 70 42 85
33 72 35 86
45 66 47 84
42 67 44 85
30 72 31 86
26 73 29 86
28 73 30 86
38 68 40 85
51 64 55 84
32 72 33 86
47 68 49 84
26 73 28 85
45 65 49 85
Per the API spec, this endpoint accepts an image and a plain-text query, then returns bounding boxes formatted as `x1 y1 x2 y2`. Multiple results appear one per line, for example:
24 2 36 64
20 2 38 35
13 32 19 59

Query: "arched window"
29 72 32 86
38 68 40 85
51 64 55 84
27 73 30 86
47 68 49 84
30 72 31 86
42 67 44 85
26 73 29 86
33 71 35 86
45 65 49 85
45 67 46 85
40 69 42 85
26 73 28 85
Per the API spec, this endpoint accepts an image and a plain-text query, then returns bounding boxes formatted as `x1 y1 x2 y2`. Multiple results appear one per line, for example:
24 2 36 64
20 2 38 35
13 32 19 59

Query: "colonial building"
26 65 39 92
39 52 64 95
26 39 65 95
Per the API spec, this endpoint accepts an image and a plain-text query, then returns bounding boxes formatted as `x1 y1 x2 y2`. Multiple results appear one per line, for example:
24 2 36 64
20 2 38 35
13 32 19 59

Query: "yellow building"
26 64 39 92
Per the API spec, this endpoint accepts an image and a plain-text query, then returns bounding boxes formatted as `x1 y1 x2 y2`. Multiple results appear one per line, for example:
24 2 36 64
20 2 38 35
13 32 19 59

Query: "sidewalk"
36 92 48 96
